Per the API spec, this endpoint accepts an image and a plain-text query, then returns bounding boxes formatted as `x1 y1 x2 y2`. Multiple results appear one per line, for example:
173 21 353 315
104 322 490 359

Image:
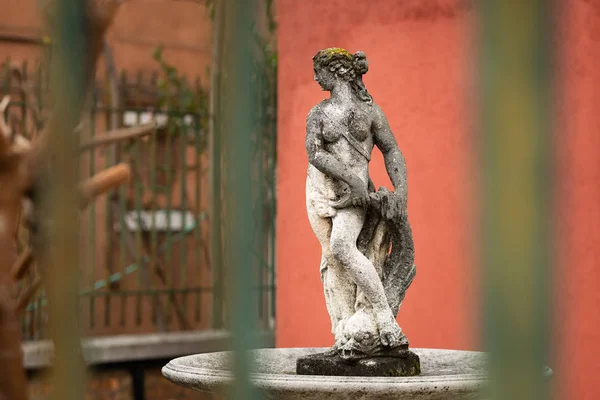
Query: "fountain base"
297 349 420 377
162 347 492 399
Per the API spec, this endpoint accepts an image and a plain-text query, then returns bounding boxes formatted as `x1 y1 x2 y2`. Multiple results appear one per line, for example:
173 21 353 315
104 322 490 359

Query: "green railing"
0 56 276 340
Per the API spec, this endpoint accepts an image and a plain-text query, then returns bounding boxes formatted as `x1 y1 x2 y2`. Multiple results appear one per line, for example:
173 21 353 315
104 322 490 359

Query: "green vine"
143 0 277 195
152 45 209 139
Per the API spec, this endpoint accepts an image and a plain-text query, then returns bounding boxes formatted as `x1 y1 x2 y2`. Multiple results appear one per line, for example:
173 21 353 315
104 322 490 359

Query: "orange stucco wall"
277 0 477 350
276 1 600 399
0 0 212 80
554 3 600 399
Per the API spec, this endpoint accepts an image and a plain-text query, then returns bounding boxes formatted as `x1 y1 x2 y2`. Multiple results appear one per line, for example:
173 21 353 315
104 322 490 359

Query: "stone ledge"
23 330 275 369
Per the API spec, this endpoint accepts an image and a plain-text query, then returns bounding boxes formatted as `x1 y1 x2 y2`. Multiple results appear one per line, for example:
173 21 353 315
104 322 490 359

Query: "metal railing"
1 56 276 340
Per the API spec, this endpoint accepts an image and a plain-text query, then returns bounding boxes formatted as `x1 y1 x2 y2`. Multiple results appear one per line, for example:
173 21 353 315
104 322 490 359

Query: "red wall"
276 1 599 399
555 2 600 399
277 0 477 351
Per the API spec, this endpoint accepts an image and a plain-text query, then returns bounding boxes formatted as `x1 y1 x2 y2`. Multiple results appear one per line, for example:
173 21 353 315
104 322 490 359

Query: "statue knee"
330 239 354 265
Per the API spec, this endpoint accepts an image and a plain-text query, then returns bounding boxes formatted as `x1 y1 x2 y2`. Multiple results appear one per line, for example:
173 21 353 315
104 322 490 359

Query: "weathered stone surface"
296 350 420 377
305 48 416 359
162 347 491 399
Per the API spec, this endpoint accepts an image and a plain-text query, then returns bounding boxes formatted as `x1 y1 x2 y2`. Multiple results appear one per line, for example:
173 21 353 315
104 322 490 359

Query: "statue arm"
373 106 408 205
305 108 365 191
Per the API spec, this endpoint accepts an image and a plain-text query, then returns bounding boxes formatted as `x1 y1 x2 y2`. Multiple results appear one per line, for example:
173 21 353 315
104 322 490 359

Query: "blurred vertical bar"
119 71 128 327
21 62 28 138
134 75 144 326
480 1 553 399
44 0 88 399
89 87 97 329
256 67 263 324
210 0 225 330
104 57 118 327
193 93 202 323
150 118 159 325
35 62 44 339
180 119 188 316
165 117 173 325
221 0 260 398
135 136 144 325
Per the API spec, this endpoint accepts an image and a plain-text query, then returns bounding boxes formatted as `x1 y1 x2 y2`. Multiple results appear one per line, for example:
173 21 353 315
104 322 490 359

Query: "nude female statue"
305 48 416 360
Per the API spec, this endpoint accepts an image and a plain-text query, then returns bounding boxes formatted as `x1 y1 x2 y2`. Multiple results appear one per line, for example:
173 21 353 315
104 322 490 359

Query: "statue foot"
333 318 348 344
324 323 349 357
376 312 402 347
323 338 346 357
323 345 339 357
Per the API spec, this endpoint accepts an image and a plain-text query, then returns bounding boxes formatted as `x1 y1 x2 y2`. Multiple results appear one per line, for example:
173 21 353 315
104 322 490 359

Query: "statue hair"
312 48 373 104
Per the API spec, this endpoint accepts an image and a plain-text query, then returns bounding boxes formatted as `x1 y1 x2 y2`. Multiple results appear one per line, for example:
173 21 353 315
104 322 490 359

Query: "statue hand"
330 185 370 209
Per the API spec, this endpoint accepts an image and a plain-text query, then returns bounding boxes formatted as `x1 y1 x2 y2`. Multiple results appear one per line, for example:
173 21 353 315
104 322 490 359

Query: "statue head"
312 48 373 104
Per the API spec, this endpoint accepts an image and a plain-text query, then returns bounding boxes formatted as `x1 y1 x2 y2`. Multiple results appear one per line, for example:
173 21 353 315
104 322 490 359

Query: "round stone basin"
162 348 489 399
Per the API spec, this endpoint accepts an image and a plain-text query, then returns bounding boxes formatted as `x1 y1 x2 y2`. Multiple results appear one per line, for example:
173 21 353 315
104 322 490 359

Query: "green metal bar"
119 293 126 327
36 59 44 129
118 178 128 328
89 87 97 329
20 61 28 138
83 263 139 292
164 114 173 326
210 0 225 330
221 0 261 397
256 70 264 325
134 122 143 326
180 120 188 317
36 290 43 339
33 51 43 336
480 1 552 400
269 110 277 323
150 121 159 326
133 72 144 327
119 71 128 328
44 1 89 398
36 292 43 339
132 70 143 325
194 106 202 323
269 49 278 324
103 65 114 327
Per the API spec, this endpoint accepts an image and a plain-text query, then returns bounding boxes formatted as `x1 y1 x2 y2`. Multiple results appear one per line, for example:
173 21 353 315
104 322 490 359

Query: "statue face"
313 65 336 91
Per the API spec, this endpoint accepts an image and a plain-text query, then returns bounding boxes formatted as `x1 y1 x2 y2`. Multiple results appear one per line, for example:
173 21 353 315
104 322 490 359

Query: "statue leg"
330 207 402 347
324 257 356 345
306 199 348 337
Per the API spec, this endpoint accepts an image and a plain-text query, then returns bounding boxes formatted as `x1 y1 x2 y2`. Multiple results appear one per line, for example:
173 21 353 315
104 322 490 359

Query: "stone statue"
299 48 419 376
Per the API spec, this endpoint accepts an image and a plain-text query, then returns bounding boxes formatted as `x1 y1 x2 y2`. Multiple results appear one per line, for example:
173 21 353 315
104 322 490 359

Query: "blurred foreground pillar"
219 0 261 399
42 1 89 399
480 1 553 399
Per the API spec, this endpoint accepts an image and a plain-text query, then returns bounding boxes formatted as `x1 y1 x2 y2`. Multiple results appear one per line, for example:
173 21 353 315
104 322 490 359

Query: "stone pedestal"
163 347 490 399
296 350 421 377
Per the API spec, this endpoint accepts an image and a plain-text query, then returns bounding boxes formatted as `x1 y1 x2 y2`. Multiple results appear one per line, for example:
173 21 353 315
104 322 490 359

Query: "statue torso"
319 100 372 144
318 100 374 173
